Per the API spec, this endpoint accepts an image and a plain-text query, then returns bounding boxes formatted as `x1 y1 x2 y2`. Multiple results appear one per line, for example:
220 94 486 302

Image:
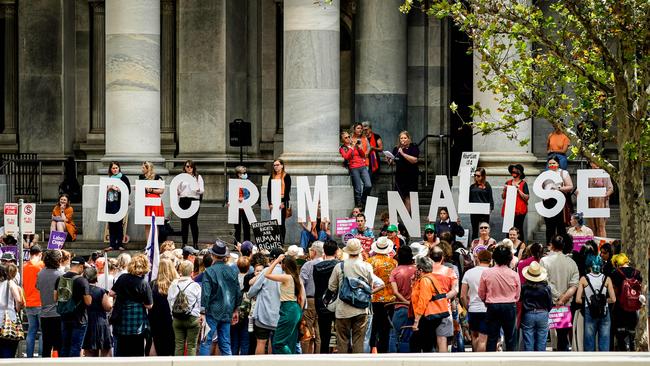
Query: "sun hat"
343 238 362 255
387 224 398 233
286 245 305 257
409 242 429 259
523 261 548 282
508 163 526 179
371 237 394 255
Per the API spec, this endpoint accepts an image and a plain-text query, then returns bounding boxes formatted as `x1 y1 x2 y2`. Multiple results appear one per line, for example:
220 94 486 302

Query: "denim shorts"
467 312 488 334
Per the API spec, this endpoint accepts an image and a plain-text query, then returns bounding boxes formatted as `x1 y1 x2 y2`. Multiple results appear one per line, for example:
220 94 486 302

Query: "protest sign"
335 218 357 236
548 305 573 329
48 231 67 250
458 152 480 176
0 246 18 259
251 219 282 251
357 236 374 254
3 203 18 235
572 235 594 252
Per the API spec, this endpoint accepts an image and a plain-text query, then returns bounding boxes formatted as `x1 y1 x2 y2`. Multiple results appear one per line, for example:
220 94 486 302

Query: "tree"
399 0 649 350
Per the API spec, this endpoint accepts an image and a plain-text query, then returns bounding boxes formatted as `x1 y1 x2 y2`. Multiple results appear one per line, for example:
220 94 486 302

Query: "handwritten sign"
572 235 594 252
48 231 68 250
548 305 573 329
458 152 480 176
3 204 18 235
357 236 374 254
251 219 282 251
335 218 357 236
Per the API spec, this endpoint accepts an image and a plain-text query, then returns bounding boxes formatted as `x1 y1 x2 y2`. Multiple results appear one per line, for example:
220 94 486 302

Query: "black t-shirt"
55 271 90 324
313 259 340 313
243 271 256 293
112 273 153 306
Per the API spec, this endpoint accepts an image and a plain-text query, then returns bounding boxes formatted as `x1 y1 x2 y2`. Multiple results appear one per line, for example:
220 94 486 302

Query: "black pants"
555 327 571 351
40 316 61 357
543 199 566 244
486 303 517 351
280 206 287 244
316 311 335 354
470 214 490 241
409 316 442 352
179 197 200 248
370 302 393 353
116 334 146 356
108 220 124 250
514 214 526 242
234 209 251 243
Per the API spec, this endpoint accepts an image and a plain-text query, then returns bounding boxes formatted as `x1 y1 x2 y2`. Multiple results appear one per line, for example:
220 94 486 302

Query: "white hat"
371 237 394 255
286 245 305 258
410 242 429 259
523 261 548 283
343 238 362 255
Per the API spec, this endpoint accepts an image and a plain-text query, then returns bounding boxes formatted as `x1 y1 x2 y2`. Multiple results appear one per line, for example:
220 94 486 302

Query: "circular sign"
24 205 33 215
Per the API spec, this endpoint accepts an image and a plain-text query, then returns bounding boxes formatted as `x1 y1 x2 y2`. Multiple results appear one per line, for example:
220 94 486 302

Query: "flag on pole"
145 214 160 282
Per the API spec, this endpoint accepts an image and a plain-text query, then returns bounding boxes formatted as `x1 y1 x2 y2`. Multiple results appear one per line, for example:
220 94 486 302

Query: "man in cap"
54 256 92 357
200 241 242 355
23 245 45 357
182 245 199 262
328 238 374 353
386 224 405 251
248 247 284 354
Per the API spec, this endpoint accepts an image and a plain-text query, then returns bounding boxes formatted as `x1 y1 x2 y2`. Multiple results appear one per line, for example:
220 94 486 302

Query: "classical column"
1 1 17 150
281 0 344 174
160 0 175 156
355 0 407 147
104 0 162 163
90 0 105 134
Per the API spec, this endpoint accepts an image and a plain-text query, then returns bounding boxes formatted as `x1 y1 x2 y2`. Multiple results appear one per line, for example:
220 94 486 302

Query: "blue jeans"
60 321 87 357
486 303 517 351
451 308 465 352
198 316 217 356
521 310 549 351
215 320 232 355
584 308 610 351
300 229 316 252
349 166 372 207
230 317 249 355
25 307 42 357
389 307 412 353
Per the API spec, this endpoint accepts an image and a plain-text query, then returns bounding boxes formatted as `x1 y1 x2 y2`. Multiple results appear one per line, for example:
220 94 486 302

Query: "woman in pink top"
517 243 544 284
339 130 372 208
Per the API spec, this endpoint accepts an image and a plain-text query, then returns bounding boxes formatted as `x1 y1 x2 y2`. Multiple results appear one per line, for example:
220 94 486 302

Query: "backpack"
337 262 372 309
56 274 81 315
617 269 642 312
585 274 608 319
455 248 474 279
172 281 196 320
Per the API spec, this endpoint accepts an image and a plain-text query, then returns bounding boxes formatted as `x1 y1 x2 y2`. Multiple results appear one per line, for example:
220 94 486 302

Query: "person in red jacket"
340 130 372 208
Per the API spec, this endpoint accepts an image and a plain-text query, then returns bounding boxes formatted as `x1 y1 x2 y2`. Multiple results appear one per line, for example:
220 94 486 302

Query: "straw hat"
371 237 394 255
343 238 362 255
523 261 547 282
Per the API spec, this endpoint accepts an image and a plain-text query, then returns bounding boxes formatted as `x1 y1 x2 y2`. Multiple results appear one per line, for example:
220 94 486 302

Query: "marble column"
355 0 407 148
104 0 162 163
90 0 105 134
0 1 17 152
160 0 175 156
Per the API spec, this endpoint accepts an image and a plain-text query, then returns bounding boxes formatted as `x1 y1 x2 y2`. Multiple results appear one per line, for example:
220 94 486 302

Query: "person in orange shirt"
366 237 397 353
23 244 45 357
50 193 77 242
546 126 570 170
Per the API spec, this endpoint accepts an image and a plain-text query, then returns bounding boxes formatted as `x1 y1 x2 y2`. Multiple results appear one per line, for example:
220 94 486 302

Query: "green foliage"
401 0 650 181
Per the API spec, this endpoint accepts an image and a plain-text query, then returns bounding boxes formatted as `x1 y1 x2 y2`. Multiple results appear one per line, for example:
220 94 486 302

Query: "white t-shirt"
461 266 489 313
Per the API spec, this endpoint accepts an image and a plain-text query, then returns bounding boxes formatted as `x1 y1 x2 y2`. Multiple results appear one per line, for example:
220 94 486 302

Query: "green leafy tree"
399 0 649 349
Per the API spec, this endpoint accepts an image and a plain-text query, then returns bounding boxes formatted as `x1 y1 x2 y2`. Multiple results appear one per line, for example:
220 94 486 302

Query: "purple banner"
0 246 18 258
47 231 67 250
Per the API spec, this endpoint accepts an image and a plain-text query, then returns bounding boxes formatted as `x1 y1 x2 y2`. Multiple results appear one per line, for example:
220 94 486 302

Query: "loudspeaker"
229 119 252 147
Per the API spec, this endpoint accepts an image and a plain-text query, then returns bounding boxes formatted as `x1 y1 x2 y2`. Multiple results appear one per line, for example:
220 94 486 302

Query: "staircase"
530 204 621 243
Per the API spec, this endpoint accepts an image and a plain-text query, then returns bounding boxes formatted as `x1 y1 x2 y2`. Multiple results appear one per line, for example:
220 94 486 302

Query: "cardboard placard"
48 231 67 250
572 235 594 252
251 219 282 251
357 235 374 254
458 152 480 176
335 218 357 236
548 305 573 329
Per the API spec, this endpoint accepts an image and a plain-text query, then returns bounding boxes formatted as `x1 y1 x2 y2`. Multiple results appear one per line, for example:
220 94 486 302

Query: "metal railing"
417 134 452 186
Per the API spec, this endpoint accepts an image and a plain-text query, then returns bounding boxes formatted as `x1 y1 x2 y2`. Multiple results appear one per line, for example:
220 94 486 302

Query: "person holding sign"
387 131 420 210
178 160 205 248
340 130 372 209
567 212 594 239
50 193 77 242
105 161 131 251
469 168 494 241
501 164 529 241
585 161 614 237
139 161 165 242
542 156 574 245
267 159 291 244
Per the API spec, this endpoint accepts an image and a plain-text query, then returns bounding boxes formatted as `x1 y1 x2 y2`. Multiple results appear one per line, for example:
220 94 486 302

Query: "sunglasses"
479 226 489 229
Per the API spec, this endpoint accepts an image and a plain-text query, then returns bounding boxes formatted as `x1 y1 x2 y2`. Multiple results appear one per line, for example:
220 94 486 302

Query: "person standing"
426 247 458 352
248 248 282 355
55 256 92 357
478 246 520 352
232 165 251 244
585 162 614 237
267 159 292 244
460 249 491 352
299 241 324 353
349 213 374 239
0 265 23 358
609 253 643 351
140 161 165 241
387 131 420 209
542 156 574 244
148 259 177 356
178 160 204 249
313 240 340 354
37 250 64 357
469 168 494 241
388 246 417 353
520 261 553 351
434 207 465 244
362 121 383 183
105 161 131 251
501 164 529 241
340 130 372 209
168 260 202 356
328 239 374 353
109 254 154 357
81 267 113 357
200 241 242 355
23 245 44 357
366 237 397 353
540 235 579 351
50 193 77 242
547 126 570 170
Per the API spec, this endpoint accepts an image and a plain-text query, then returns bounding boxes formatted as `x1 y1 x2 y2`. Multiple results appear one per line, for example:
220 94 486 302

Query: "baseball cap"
182 246 199 257
387 224 398 232
0 252 16 262
240 241 254 256
210 240 229 257
29 244 43 255
269 247 285 260
424 223 435 233
71 256 86 266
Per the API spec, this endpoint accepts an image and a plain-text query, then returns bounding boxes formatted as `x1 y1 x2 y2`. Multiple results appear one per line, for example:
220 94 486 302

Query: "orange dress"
52 205 77 241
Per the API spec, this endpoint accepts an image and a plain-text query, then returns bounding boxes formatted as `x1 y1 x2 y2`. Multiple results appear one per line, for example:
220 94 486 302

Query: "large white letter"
134 180 165 225
388 191 421 237
427 175 458 222
458 166 490 215
296 176 330 222
96 177 129 222
501 185 517 233
227 179 260 224
270 178 282 222
533 170 565 218
576 169 610 218
364 196 379 230
169 173 201 219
